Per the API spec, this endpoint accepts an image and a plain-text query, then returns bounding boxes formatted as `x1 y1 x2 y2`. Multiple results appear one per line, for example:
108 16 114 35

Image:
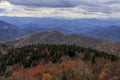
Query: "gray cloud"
80 4 120 14
7 0 120 7
6 0 108 7
6 0 120 13
0 0 120 18
7 0 78 7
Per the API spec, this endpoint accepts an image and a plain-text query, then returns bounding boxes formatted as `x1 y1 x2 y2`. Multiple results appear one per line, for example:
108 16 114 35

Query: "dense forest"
0 44 119 80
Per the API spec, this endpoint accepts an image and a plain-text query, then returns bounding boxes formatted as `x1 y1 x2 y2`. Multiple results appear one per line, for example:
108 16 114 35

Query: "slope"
5 30 107 48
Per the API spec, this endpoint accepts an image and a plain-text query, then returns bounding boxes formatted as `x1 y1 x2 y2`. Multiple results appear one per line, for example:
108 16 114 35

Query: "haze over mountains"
0 20 34 42
0 17 120 42
86 26 120 42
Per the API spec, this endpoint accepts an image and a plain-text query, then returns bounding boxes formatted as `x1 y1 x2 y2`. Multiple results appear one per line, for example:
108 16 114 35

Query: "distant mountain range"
0 20 16 29
0 20 34 42
85 26 120 42
0 17 120 28
0 17 120 42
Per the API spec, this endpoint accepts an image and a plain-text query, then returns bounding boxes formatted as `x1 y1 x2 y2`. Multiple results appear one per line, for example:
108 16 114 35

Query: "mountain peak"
47 30 60 33
5 30 106 48
47 30 64 34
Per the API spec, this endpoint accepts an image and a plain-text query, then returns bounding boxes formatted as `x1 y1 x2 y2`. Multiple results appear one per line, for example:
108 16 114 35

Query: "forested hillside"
5 31 120 56
0 44 119 80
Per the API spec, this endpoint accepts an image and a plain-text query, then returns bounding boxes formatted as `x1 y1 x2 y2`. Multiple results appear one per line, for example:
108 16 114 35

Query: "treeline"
0 44 118 77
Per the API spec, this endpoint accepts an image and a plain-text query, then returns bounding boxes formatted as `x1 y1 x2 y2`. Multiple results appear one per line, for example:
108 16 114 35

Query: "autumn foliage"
0 44 119 80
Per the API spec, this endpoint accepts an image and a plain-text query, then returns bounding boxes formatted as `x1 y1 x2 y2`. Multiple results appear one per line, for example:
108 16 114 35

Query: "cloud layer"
7 0 120 8
7 0 88 7
0 0 120 18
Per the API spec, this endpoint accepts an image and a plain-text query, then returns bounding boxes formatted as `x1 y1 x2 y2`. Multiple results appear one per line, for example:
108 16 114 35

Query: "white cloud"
0 0 120 18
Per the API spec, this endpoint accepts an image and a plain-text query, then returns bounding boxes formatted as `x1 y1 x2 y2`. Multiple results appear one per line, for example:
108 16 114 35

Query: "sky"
0 0 120 18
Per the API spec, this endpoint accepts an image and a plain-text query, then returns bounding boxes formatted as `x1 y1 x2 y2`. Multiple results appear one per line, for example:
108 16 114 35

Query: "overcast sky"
0 0 120 18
